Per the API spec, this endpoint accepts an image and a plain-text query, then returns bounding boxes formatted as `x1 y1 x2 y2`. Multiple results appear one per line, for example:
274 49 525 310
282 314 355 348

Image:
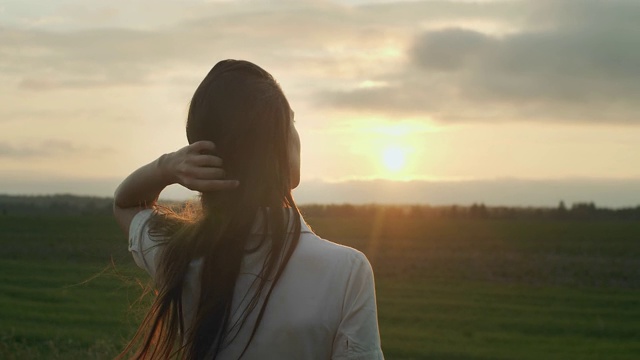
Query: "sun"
382 146 407 172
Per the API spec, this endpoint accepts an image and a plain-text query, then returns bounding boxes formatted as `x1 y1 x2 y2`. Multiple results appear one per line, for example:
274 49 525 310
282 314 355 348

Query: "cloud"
320 0 640 124
0 140 108 159
0 0 520 91
3 0 639 125
293 177 640 207
413 28 491 71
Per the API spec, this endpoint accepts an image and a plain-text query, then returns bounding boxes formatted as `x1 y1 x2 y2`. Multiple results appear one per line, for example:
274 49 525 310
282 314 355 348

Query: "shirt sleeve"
128 208 166 281
332 251 385 360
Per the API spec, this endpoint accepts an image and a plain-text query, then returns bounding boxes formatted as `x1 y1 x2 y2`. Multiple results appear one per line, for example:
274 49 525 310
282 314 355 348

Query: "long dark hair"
119 60 302 359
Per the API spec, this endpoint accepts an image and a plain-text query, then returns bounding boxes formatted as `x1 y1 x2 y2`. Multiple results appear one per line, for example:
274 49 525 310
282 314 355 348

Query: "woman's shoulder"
300 232 364 257
293 227 371 273
128 208 168 280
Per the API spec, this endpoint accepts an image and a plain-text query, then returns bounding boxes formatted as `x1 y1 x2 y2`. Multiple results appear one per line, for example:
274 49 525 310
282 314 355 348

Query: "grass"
1 214 639 359
0 259 149 359
376 279 640 359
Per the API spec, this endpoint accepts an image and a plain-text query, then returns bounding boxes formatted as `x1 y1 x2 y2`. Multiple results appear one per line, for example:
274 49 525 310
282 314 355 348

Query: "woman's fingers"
189 140 216 154
191 154 223 167
174 141 240 191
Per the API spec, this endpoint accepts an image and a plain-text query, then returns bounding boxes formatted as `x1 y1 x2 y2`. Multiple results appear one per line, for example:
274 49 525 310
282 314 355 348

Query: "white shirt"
128 209 384 360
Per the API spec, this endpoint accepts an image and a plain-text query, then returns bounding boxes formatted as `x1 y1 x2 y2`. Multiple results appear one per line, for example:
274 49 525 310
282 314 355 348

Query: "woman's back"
115 59 383 359
129 209 383 359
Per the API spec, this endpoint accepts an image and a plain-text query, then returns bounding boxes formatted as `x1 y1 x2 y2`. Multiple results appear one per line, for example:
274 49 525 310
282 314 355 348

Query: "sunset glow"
1 0 639 206
382 146 406 172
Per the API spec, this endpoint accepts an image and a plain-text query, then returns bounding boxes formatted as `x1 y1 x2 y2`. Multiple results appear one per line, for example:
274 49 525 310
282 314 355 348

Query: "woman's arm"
113 141 238 234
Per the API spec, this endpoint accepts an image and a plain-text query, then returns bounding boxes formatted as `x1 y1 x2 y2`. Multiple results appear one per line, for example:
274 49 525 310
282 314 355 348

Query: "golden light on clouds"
2 0 640 206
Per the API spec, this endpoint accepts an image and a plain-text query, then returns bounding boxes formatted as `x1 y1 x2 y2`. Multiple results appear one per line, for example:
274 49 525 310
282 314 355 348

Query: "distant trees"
298 202 640 221
0 195 113 216
469 203 488 219
558 201 568 216
0 195 639 221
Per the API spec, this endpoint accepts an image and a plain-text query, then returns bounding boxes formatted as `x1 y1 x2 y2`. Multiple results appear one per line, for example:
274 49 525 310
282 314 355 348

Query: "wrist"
157 153 178 185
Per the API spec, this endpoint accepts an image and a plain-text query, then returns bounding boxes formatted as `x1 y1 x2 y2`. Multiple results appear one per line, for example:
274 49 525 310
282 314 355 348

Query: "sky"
1 0 640 207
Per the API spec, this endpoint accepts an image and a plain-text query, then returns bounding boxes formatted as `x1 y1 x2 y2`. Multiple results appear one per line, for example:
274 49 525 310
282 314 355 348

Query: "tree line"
1 194 639 221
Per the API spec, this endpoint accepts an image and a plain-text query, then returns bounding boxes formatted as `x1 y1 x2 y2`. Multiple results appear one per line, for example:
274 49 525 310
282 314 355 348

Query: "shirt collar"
249 208 312 236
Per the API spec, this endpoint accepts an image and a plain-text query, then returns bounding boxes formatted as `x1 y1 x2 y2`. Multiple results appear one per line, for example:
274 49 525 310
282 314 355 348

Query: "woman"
113 60 384 359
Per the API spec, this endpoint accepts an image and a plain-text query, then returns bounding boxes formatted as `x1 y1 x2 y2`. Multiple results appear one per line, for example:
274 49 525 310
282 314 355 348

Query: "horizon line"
1 192 638 210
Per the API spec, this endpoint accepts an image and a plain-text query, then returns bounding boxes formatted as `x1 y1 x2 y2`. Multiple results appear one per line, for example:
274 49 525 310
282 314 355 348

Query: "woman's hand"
161 141 239 192
113 140 238 234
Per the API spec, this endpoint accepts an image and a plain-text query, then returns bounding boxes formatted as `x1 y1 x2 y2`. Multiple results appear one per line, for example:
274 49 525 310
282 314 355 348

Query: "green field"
1 213 639 359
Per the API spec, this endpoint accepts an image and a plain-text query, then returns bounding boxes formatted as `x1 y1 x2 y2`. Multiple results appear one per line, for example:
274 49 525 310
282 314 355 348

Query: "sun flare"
382 146 407 172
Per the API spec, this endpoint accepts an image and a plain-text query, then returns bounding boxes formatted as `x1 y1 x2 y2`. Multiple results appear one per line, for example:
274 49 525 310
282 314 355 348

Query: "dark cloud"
320 0 640 124
413 28 491 71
